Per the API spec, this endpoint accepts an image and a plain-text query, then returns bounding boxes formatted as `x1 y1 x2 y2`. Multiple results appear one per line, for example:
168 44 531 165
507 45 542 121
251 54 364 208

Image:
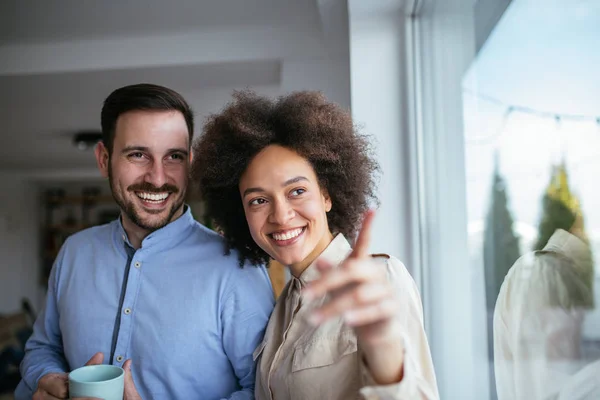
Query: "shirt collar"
294 233 353 287
114 205 195 253
542 229 593 276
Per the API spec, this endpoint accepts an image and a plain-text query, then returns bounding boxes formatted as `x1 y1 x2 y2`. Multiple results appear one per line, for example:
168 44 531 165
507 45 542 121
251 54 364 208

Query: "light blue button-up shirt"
15 207 274 399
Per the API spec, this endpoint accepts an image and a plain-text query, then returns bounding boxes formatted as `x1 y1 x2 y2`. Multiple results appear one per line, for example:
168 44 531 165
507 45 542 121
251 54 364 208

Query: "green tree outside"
483 156 521 310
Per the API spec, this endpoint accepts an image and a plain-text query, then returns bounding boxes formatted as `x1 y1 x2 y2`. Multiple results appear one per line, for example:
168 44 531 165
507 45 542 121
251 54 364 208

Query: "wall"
348 3 413 270
0 173 40 314
282 57 351 109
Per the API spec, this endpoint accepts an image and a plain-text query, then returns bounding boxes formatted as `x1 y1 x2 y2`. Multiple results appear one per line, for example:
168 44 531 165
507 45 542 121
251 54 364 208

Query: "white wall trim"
0 26 339 76
348 0 413 270
406 3 490 399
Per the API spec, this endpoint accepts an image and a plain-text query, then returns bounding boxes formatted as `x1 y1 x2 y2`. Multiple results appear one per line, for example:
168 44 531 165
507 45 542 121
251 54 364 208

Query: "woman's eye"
249 198 267 206
290 188 306 197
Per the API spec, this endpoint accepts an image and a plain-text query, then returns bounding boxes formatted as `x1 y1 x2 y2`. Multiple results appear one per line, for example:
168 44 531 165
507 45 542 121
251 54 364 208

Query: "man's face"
96 110 191 233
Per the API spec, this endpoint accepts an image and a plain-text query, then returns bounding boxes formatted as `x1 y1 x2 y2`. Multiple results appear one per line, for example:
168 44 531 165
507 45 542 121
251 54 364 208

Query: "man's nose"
144 161 167 188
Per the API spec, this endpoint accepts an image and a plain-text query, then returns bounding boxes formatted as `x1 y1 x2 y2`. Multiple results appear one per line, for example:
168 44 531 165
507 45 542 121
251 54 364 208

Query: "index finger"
84 352 104 366
350 209 376 259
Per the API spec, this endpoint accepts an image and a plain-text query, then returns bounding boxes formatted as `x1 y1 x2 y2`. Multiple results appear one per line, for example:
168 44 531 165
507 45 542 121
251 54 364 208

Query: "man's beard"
108 167 187 232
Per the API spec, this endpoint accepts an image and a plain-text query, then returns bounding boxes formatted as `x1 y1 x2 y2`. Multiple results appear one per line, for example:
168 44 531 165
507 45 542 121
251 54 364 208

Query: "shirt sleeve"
16 242 70 398
359 257 439 400
493 256 520 400
220 264 275 400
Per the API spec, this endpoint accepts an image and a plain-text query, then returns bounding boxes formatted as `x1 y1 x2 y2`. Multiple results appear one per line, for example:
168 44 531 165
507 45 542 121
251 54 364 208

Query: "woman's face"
239 145 333 274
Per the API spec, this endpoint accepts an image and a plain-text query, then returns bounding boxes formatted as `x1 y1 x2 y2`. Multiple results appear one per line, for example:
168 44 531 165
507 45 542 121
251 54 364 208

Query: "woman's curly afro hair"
191 90 379 266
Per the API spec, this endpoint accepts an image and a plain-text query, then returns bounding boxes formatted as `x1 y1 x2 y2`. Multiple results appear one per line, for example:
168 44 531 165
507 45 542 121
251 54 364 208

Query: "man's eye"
129 152 144 159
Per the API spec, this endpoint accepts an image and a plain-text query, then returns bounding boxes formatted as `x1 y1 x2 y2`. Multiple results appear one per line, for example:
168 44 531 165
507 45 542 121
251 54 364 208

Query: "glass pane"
464 1 600 399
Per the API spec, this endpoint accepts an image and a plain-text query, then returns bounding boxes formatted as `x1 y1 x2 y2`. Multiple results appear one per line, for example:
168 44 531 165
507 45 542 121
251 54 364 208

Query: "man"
15 84 274 399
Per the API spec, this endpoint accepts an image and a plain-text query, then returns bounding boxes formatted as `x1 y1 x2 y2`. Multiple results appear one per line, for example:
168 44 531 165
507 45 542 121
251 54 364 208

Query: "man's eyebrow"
121 146 149 154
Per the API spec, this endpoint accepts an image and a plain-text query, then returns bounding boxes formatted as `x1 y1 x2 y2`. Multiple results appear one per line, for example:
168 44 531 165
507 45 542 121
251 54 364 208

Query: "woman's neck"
289 230 334 278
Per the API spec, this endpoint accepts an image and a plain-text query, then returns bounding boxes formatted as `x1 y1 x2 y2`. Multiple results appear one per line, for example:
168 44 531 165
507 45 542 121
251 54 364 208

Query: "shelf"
44 195 116 205
43 224 91 231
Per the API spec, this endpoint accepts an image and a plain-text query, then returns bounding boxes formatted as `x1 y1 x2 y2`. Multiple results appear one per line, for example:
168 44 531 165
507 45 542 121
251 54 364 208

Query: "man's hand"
34 353 104 400
35 352 141 400
70 354 142 400
33 373 69 400
122 360 142 400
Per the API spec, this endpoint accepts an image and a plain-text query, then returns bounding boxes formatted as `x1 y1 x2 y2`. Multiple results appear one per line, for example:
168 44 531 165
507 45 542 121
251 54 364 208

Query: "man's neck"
121 207 185 249
121 217 151 250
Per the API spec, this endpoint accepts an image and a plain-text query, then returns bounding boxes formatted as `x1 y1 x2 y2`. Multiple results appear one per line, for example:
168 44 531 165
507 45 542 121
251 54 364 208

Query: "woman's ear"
322 189 332 212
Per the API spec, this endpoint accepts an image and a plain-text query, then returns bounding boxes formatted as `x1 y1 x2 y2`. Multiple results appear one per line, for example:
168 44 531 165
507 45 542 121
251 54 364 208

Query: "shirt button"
124 308 132 315
134 261 141 269
116 355 124 362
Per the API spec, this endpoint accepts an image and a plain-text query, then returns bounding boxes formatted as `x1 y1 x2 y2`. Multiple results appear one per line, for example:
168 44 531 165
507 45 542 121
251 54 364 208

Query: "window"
411 1 600 398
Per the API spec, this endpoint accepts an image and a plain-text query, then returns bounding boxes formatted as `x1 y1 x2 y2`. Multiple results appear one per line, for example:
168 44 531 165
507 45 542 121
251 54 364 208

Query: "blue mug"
69 364 124 400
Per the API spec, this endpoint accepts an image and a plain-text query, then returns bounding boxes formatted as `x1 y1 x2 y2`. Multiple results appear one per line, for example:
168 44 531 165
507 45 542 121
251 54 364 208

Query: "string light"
463 89 600 146
463 89 600 122
466 106 513 145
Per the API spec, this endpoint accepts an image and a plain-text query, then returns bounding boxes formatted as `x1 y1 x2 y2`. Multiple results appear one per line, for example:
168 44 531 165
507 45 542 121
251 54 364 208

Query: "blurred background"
0 1 598 399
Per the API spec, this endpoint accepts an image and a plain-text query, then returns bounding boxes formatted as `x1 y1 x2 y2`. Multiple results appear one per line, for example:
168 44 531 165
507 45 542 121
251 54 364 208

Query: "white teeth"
272 228 303 241
137 192 169 202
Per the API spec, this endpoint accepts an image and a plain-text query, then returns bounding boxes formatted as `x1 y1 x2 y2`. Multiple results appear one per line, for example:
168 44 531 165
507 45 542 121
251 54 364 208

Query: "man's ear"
95 141 110 178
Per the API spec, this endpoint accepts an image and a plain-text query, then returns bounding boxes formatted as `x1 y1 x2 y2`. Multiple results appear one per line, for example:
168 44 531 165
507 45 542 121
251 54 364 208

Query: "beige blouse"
253 234 439 400
494 229 596 400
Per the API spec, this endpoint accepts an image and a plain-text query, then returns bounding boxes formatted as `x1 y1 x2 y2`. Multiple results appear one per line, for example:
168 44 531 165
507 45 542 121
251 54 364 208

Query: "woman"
192 91 438 399
494 210 595 400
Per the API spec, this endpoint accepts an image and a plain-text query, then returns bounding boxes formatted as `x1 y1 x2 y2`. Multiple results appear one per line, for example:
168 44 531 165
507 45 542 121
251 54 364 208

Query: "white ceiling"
0 0 347 172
